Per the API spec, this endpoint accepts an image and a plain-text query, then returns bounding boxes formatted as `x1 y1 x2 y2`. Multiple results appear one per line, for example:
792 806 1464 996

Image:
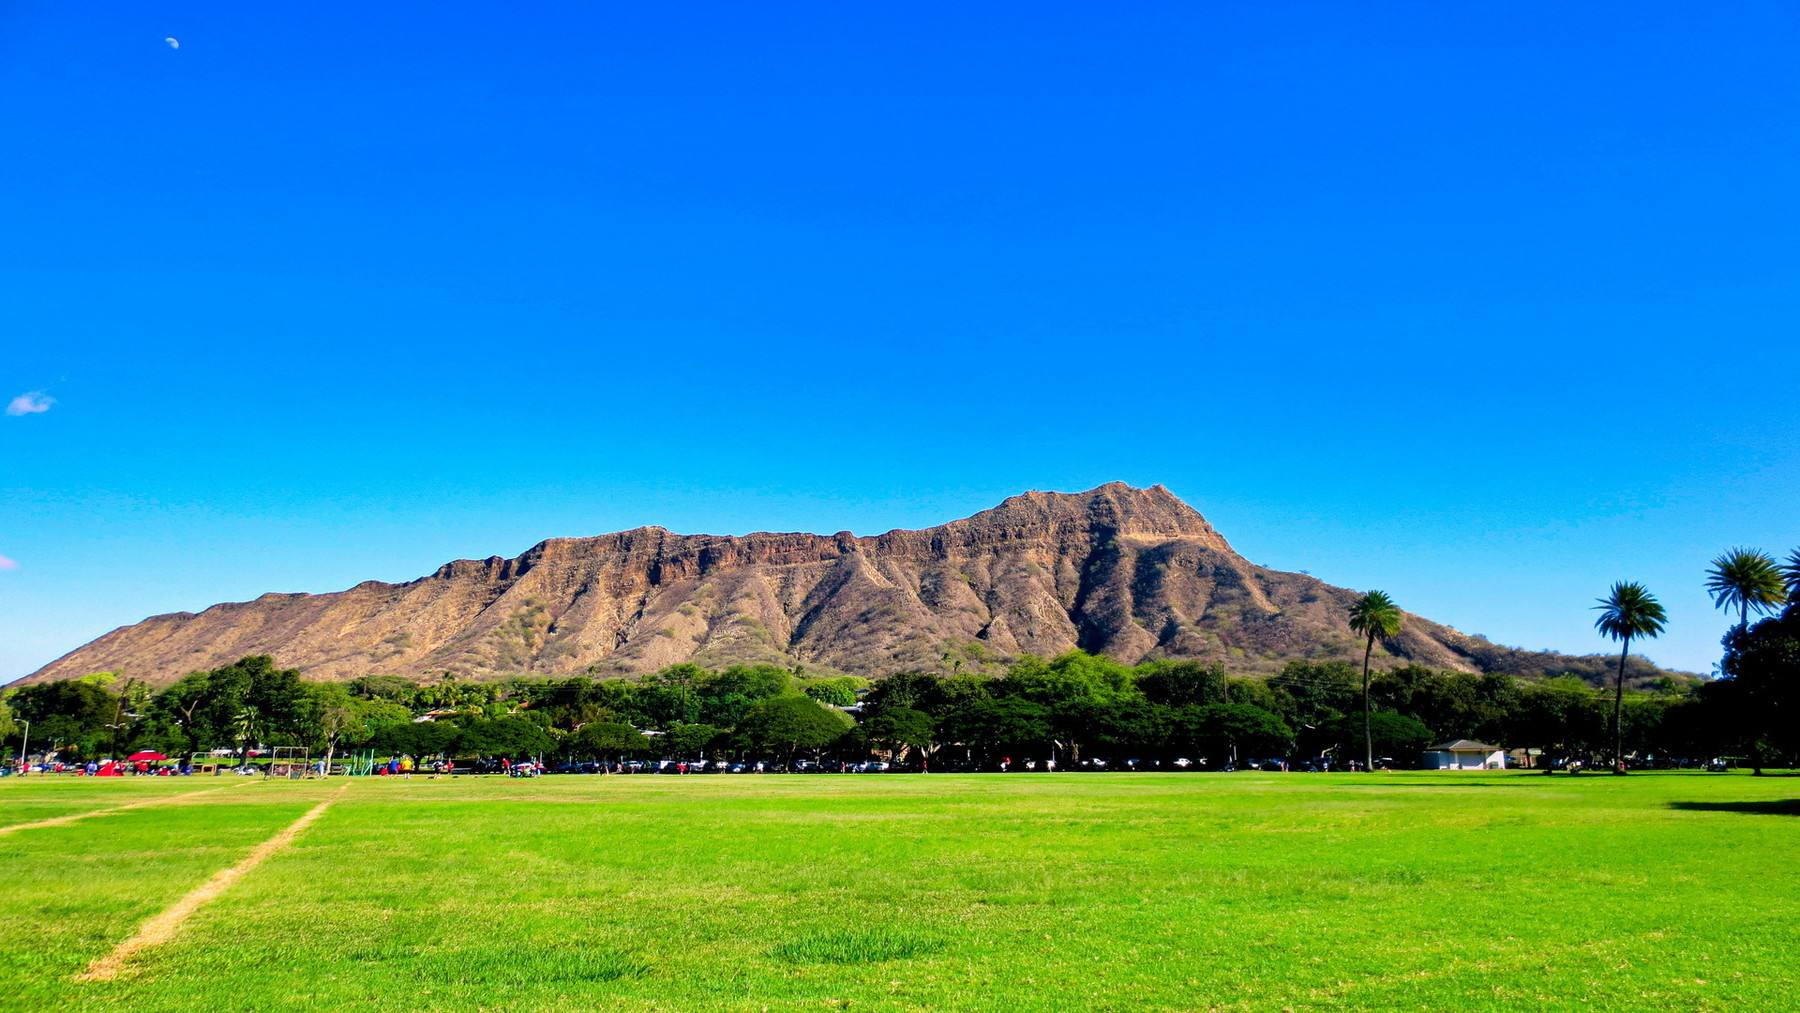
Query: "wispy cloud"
0 554 17 571
6 391 54 416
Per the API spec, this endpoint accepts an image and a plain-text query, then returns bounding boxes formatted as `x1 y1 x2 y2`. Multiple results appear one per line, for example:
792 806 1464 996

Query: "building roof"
1428 739 1501 752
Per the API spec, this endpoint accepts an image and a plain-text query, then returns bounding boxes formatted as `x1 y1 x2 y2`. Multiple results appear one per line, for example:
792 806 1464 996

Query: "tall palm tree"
1704 547 1786 631
1592 582 1666 772
1347 590 1404 773
1782 548 1800 604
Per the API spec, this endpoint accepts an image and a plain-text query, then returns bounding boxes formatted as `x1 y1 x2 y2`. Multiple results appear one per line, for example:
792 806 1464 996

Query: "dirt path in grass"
0 781 254 838
76 783 349 982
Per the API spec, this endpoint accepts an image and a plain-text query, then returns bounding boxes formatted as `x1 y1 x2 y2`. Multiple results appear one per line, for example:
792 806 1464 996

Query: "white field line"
76 785 348 982
0 781 252 838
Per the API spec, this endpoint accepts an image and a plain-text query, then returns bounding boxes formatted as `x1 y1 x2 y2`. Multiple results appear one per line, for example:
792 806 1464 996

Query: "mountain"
18 483 1680 688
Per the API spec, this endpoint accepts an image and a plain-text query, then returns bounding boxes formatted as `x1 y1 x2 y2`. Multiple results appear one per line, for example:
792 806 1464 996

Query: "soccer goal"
269 746 311 779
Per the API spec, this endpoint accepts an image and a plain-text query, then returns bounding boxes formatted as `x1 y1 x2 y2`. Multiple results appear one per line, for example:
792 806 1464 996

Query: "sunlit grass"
771 928 946 965
1 771 1795 1012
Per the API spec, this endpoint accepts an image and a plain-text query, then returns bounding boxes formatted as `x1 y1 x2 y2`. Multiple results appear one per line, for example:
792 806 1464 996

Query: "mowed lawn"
1 772 1795 1013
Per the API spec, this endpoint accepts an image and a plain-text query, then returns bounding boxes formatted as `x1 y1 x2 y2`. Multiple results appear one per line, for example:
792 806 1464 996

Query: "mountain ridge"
17 483 1684 688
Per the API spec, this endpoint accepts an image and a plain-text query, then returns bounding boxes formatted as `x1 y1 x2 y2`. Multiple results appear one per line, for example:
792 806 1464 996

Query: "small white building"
1422 739 1506 770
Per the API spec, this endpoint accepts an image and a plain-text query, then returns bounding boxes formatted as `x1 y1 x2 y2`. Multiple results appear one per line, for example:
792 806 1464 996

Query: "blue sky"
4 1 1797 681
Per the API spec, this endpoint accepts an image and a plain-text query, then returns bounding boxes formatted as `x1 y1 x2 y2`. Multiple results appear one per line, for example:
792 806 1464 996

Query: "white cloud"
6 391 54 416
0 554 17 571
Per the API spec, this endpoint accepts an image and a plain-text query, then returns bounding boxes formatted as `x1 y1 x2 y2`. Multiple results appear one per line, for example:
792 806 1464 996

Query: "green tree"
151 656 309 755
864 706 934 760
1592 581 1667 769
1347 590 1404 772
1325 711 1434 767
1135 660 1228 708
566 721 650 759
802 679 859 707
861 672 948 715
665 722 726 757
935 697 1052 764
348 674 420 703
1706 548 1787 632
1717 606 1800 774
299 682 357 773
351 698 417 744
9 680 117 760
1168 703 1292 764
1515 676 1604 769
456 716 555 759
232 705 263 765
737 696 853 760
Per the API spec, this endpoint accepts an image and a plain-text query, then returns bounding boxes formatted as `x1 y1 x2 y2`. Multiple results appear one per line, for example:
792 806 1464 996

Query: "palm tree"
1704 548 1786 631
1592 582 1666 772
1782 548 1800 603
232 705 263 770
1347 590 1404 773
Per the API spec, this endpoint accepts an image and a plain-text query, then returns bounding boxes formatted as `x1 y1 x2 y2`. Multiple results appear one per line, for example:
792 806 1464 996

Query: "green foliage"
1717 605 1800 770
1267 660 1359 725
8 679 118 759
348 674 419 703
1513 676 1605 760
565 722 651 758
864 706 934 755
664 723 726 756
299 682 357 753
936 697 1052 760
1347 590 1404 642
1169 703 1293 760
736 696 852 758
1705 547 1787 629
1324 711 1434 761
455 715 556 758
147 656 309 755
801 678 859 707
1593 582 1668 645
1593 581 1668 761
1136 660 1228 708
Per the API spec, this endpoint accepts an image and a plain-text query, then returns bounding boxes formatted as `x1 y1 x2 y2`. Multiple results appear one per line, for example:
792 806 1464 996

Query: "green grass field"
1 771 1794 1013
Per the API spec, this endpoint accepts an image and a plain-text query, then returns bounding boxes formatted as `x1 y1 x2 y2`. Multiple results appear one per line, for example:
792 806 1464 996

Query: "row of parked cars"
536 757 1384 774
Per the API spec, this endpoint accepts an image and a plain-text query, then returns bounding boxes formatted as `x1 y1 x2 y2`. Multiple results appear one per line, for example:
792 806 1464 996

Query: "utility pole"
16 720 29 775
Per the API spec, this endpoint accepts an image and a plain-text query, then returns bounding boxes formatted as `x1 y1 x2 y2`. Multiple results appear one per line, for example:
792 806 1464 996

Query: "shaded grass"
1667 798 1800 816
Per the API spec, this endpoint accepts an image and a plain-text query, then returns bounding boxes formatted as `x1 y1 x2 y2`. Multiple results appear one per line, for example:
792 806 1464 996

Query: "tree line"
0 650 1754 770
3 543 1793 771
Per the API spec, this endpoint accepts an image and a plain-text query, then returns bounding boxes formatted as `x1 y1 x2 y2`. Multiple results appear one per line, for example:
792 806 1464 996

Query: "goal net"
269 746 311 779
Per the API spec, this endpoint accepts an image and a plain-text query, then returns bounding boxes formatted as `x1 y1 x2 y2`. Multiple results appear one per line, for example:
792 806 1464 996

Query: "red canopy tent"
127 751 167 762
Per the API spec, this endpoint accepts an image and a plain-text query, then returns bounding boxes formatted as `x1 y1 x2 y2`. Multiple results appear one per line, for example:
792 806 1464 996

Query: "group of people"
6 759 185 777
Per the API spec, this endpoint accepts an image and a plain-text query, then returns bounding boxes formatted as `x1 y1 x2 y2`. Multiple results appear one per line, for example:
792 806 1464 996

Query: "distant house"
1422 740 1506 770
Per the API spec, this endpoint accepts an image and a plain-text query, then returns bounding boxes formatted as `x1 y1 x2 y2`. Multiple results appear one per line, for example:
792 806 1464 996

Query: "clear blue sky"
4 1 1797 682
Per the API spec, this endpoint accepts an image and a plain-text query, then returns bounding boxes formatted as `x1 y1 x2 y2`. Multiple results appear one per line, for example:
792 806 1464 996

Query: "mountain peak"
17 484 1649 689
955 483 1228 548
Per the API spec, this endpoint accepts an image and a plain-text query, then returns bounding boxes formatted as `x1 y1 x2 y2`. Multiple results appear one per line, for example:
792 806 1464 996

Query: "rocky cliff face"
19 483 1603 687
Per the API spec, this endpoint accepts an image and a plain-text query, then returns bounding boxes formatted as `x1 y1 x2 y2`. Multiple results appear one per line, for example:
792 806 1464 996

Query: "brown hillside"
19 483 1669 688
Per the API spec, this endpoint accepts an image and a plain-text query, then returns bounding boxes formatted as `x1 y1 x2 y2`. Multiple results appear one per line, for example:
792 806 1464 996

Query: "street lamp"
16 719 29 775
